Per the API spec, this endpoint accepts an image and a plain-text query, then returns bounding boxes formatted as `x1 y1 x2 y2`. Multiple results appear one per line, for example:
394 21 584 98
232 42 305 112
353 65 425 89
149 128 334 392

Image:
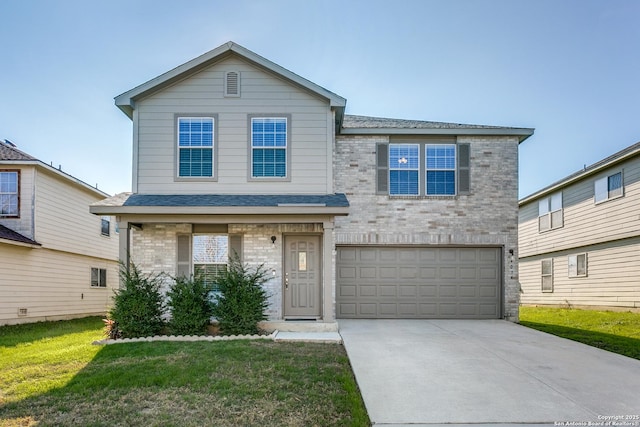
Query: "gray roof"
0 140 36 161
520 141 640 204
0 224 40 246
122 193 349 208
340 115 534 142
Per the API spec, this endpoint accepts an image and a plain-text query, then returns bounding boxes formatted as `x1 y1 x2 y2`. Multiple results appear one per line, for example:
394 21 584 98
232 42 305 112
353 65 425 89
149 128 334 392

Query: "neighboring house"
519 142 640 311
90 41 533 327
0 140 119 325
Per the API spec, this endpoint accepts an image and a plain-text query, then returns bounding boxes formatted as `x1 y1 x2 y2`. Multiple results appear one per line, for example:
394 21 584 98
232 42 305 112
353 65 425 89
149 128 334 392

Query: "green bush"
108 262 165 338
167 275 215 336
212 256 270 335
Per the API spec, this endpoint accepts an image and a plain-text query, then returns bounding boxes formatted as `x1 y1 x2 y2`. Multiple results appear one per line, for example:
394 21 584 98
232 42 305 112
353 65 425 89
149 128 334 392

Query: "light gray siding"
519 154 640 310
134 56 333 194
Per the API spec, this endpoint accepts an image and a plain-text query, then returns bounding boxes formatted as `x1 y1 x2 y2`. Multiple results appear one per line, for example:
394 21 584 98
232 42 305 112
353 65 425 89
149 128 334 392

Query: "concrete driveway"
339 319 640 426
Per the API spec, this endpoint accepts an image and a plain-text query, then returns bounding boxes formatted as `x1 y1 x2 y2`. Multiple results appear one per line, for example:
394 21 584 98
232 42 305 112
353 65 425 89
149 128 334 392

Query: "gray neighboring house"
519 142 640 311
91 41 533 328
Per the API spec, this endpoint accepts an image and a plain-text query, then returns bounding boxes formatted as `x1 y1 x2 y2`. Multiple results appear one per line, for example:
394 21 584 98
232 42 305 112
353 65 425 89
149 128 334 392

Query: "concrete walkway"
339 319 640 426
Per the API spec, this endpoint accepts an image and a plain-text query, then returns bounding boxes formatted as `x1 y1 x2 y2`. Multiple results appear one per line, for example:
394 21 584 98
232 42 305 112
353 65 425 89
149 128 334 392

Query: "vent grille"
18 308 27 316
225 71 240 97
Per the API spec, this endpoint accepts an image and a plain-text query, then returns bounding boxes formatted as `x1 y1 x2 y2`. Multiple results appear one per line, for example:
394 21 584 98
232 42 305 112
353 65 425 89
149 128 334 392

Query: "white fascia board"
340 127 535 142
89 205 349 216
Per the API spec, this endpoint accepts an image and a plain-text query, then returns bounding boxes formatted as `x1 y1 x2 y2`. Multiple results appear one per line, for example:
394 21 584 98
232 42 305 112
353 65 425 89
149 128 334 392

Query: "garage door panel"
336 246 501 319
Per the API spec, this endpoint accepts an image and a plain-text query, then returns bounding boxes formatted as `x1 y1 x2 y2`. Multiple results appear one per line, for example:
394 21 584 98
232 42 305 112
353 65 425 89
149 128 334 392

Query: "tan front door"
284 235 322 318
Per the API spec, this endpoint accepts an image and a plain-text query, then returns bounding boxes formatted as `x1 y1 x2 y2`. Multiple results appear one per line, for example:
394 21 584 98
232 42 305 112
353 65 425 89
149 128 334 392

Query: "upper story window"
101 216 110 236
389 144 419 195
384 142 466 197
0 170 19 217
426 144 456 195
177 117 215 178
594 171 623 204
251 117 288 179
538 192 563 232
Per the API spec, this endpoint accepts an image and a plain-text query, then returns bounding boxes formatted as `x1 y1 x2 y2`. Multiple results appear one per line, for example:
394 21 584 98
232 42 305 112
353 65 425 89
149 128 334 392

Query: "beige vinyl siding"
0 165 35 239
134 56 332 194
0 245 117 325
33 168 119 260
519 157 640 258
519 237 640 309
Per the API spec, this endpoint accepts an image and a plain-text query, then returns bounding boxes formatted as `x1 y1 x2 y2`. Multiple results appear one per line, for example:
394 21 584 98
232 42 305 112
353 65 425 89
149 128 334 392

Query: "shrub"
212 256 270 335
108 262 165 338
167 275 215 336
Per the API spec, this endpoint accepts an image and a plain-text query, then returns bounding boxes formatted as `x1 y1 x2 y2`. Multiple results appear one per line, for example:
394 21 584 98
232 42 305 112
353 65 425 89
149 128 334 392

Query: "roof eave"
339 127 534 142
90 205 350 216
0 237 41 248
114 41 346 119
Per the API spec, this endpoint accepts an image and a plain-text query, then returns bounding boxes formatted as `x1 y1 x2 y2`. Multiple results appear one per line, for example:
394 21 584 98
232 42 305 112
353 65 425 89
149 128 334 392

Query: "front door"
284 235 322 318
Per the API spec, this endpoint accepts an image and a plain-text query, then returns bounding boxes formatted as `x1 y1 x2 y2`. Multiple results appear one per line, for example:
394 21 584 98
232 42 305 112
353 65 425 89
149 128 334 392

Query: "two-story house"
519 142 640 311
0 140 119 325
90 42 533 328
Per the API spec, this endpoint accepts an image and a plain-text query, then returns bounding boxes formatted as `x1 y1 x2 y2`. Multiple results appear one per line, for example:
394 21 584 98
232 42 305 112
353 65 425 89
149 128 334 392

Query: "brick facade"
333 135 521 320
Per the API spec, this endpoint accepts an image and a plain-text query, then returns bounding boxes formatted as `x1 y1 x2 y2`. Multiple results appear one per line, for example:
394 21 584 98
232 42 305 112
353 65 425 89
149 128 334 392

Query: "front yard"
0 317 369 427
519 306 640 360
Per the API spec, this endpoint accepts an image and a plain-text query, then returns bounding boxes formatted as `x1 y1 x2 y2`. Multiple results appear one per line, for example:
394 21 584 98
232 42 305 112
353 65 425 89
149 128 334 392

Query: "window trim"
0 169 20 218
541 259 553 293
174 114 218 181
247 114 291 182
568 253 588 278
538 191 563 233
594 170 623 205
90 267 107 288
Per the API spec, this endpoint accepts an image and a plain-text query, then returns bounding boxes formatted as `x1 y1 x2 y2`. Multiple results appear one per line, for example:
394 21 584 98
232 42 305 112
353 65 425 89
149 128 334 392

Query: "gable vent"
225 71 240 97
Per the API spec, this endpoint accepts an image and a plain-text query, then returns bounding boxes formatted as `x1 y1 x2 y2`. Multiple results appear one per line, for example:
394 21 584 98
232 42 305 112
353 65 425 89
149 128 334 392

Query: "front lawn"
519 306 640 360
0 317 369 427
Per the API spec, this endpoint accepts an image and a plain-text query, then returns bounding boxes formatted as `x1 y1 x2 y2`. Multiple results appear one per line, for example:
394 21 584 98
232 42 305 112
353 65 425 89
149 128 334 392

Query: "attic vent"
224 71 240 97
18 308 27 317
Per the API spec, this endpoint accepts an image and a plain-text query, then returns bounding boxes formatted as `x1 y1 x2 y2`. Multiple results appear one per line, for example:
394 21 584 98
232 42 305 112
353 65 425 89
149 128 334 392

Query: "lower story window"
91 268 107 287
568 253 587 278
541 259 553 292
193 234 228 291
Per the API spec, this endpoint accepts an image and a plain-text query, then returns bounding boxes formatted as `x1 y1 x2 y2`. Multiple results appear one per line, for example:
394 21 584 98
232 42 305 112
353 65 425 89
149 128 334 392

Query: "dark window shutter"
176 234 191 278
458 143 470 194
376 143 389 194
229 234 243 262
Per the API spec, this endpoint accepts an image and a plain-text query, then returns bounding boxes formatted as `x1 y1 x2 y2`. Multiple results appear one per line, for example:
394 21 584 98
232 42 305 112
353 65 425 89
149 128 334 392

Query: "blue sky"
1 0 638 198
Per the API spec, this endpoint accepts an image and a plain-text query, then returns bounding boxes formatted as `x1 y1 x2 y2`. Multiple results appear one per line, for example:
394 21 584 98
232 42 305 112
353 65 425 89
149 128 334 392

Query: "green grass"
0 317 369 427
519 306 640 360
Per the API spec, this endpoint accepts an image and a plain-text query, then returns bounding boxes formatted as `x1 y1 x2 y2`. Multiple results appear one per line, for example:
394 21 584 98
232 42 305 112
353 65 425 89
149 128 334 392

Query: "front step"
260 320 338 333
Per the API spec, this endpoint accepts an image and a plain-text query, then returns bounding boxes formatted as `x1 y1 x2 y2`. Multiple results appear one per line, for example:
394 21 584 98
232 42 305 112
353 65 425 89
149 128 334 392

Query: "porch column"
322 220 335 322
117 220 130 286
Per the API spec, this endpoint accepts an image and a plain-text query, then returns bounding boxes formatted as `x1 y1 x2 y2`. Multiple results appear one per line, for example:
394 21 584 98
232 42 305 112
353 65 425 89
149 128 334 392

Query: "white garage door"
336 246 502 319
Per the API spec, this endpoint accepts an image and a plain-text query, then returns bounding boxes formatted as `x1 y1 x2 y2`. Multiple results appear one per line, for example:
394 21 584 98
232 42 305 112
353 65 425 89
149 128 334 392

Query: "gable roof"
115 41 347 120
0 224 40 248
519 141 640 205
341 115 534 142
0 140 111 198
0 140 36 161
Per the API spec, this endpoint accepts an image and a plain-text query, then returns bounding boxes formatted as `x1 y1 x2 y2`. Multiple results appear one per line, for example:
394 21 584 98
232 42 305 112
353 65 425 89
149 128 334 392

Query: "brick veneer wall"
333 135 521 320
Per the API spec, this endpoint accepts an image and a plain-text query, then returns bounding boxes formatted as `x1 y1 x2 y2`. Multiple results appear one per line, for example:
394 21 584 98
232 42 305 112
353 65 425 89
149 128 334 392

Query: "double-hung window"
384 142 466 196
426 144 456 195
538 192 563 232
0 171 19 217
251 117 288 178
568 253 587 278
594 171 623 204
389 144 419 195
177 117 214 178
192 235 228 292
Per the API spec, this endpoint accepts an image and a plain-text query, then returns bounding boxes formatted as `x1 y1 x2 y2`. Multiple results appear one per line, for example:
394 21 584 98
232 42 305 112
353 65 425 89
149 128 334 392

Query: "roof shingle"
0 224 40 246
